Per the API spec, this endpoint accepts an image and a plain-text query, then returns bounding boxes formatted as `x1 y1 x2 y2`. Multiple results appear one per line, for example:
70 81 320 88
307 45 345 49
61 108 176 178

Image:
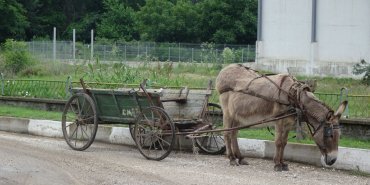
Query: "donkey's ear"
334 101 348 118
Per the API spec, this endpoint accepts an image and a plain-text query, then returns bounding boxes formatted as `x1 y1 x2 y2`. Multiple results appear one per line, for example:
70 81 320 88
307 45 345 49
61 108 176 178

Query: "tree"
171 0 201 42
0 0 29 42
136 0 175 42
96 0 139 41
17 0 103 41
137 0 200 42
197 0 257 44
353 59 370 85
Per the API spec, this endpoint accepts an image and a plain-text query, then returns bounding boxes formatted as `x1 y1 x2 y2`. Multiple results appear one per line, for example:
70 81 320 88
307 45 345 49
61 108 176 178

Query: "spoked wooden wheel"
195 103 226 155
134 106 175 161
62 93 98 151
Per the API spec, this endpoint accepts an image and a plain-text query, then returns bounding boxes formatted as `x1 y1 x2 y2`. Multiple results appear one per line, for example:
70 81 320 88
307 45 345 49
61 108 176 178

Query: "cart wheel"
134 106 175 161
195 103 226 155
62 93 98 151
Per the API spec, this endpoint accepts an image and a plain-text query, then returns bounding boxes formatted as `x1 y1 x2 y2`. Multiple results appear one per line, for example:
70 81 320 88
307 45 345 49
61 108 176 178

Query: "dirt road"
0 131 368 185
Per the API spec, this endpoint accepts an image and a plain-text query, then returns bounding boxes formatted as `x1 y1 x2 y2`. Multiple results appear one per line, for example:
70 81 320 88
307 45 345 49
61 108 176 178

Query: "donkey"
216 64 347 171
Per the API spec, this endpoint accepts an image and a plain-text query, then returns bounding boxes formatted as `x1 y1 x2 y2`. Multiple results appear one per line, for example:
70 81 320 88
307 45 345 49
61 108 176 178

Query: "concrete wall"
256 0 370 77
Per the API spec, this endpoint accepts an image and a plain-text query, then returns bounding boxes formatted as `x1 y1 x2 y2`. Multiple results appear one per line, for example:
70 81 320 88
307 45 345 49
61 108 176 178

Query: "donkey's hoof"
239 158 249 165
230 160 239 166
274 164 283 172
282 163 289 171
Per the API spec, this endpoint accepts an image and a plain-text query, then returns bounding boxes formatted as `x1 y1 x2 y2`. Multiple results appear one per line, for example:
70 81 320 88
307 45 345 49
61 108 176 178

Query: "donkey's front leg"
279 129 290 171
273 123 290 171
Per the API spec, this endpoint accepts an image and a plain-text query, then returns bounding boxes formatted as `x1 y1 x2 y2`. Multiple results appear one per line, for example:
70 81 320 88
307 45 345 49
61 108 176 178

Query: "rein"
182 107 297 136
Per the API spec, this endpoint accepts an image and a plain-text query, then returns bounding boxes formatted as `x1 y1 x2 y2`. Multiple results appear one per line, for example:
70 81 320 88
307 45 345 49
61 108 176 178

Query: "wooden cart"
61 80 225 161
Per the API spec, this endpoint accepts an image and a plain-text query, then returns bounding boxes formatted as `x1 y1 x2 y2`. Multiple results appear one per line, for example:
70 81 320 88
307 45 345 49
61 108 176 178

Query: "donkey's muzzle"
324 153 337 166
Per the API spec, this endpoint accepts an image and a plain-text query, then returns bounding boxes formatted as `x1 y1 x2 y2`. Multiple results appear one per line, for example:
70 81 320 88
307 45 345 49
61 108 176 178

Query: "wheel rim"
195 103 225 154
135 107 175 161
62 93 98 151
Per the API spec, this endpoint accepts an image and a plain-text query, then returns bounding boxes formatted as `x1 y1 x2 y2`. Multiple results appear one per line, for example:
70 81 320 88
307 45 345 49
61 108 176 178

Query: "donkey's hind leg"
231 130 248 165
224 130 238 166
223 113 238 166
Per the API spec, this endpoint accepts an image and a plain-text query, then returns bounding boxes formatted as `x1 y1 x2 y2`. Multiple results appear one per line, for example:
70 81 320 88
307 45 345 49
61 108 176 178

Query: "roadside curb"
0 116 369 174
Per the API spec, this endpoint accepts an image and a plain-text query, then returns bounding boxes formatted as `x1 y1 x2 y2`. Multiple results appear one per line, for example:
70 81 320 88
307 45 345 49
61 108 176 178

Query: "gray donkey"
216 64 347 171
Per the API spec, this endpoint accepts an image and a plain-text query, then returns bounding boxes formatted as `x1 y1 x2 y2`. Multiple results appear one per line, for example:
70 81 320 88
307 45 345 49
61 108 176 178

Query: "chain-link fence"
26 41 255 63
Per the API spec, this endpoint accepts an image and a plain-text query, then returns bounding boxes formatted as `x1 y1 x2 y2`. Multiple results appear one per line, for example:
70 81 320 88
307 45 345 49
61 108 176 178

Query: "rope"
177 109 297 136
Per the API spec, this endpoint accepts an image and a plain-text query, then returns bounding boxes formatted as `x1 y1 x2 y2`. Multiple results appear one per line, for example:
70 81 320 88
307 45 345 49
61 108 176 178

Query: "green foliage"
136 0 176 42
18 0 104 41
0 0 29 42
200 42 220 63
96 0 139 41
222 47 234 63
353 59 370 85
1 39 34 74
0 0 257 45
197 0 257 43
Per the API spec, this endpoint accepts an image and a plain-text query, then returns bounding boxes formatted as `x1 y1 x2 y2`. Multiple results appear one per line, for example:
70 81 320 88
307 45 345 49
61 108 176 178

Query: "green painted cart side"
70 88 162 124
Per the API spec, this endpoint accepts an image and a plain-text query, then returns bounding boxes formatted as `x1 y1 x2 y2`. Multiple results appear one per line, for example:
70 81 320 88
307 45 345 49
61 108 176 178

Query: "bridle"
300 109 340 138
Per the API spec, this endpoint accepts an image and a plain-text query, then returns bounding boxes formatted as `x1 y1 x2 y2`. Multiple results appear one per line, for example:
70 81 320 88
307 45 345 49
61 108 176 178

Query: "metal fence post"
192 48 194 62
178 43 181 62
247 45 250 62
124 45 127 62
168 47 171 61
340 87 349 118
137 42 140 58
65 76 72 98
91 29 94 61
104 45 106 61
53 27 56 62
215 49 218 64
146 46 148 61
1 73 4 96
241 48 244 63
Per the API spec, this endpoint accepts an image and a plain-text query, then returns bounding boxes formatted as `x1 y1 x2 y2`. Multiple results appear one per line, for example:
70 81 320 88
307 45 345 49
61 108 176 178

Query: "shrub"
222 47 234 63
353 59 370 85
2 39 34 74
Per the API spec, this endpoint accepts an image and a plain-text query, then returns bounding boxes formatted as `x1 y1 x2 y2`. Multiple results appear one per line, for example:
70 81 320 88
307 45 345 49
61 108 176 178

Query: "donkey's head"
299 91 348 166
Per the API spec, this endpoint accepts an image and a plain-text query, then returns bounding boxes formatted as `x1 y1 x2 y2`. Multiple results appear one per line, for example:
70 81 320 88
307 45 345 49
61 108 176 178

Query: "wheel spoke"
69 125 78 140
74 125 79 147
154 135 171 146
80 116 94 124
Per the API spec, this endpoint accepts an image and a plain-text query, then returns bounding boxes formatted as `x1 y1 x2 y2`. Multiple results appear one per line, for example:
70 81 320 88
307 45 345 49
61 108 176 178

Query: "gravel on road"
0 131 368 185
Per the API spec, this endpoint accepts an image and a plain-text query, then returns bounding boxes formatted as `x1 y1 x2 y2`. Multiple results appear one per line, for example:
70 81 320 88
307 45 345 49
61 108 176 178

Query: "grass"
0 104 368 150
0 105 61 121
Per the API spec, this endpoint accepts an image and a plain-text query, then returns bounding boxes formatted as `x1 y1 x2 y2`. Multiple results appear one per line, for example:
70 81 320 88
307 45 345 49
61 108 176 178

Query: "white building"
255 0 370 77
